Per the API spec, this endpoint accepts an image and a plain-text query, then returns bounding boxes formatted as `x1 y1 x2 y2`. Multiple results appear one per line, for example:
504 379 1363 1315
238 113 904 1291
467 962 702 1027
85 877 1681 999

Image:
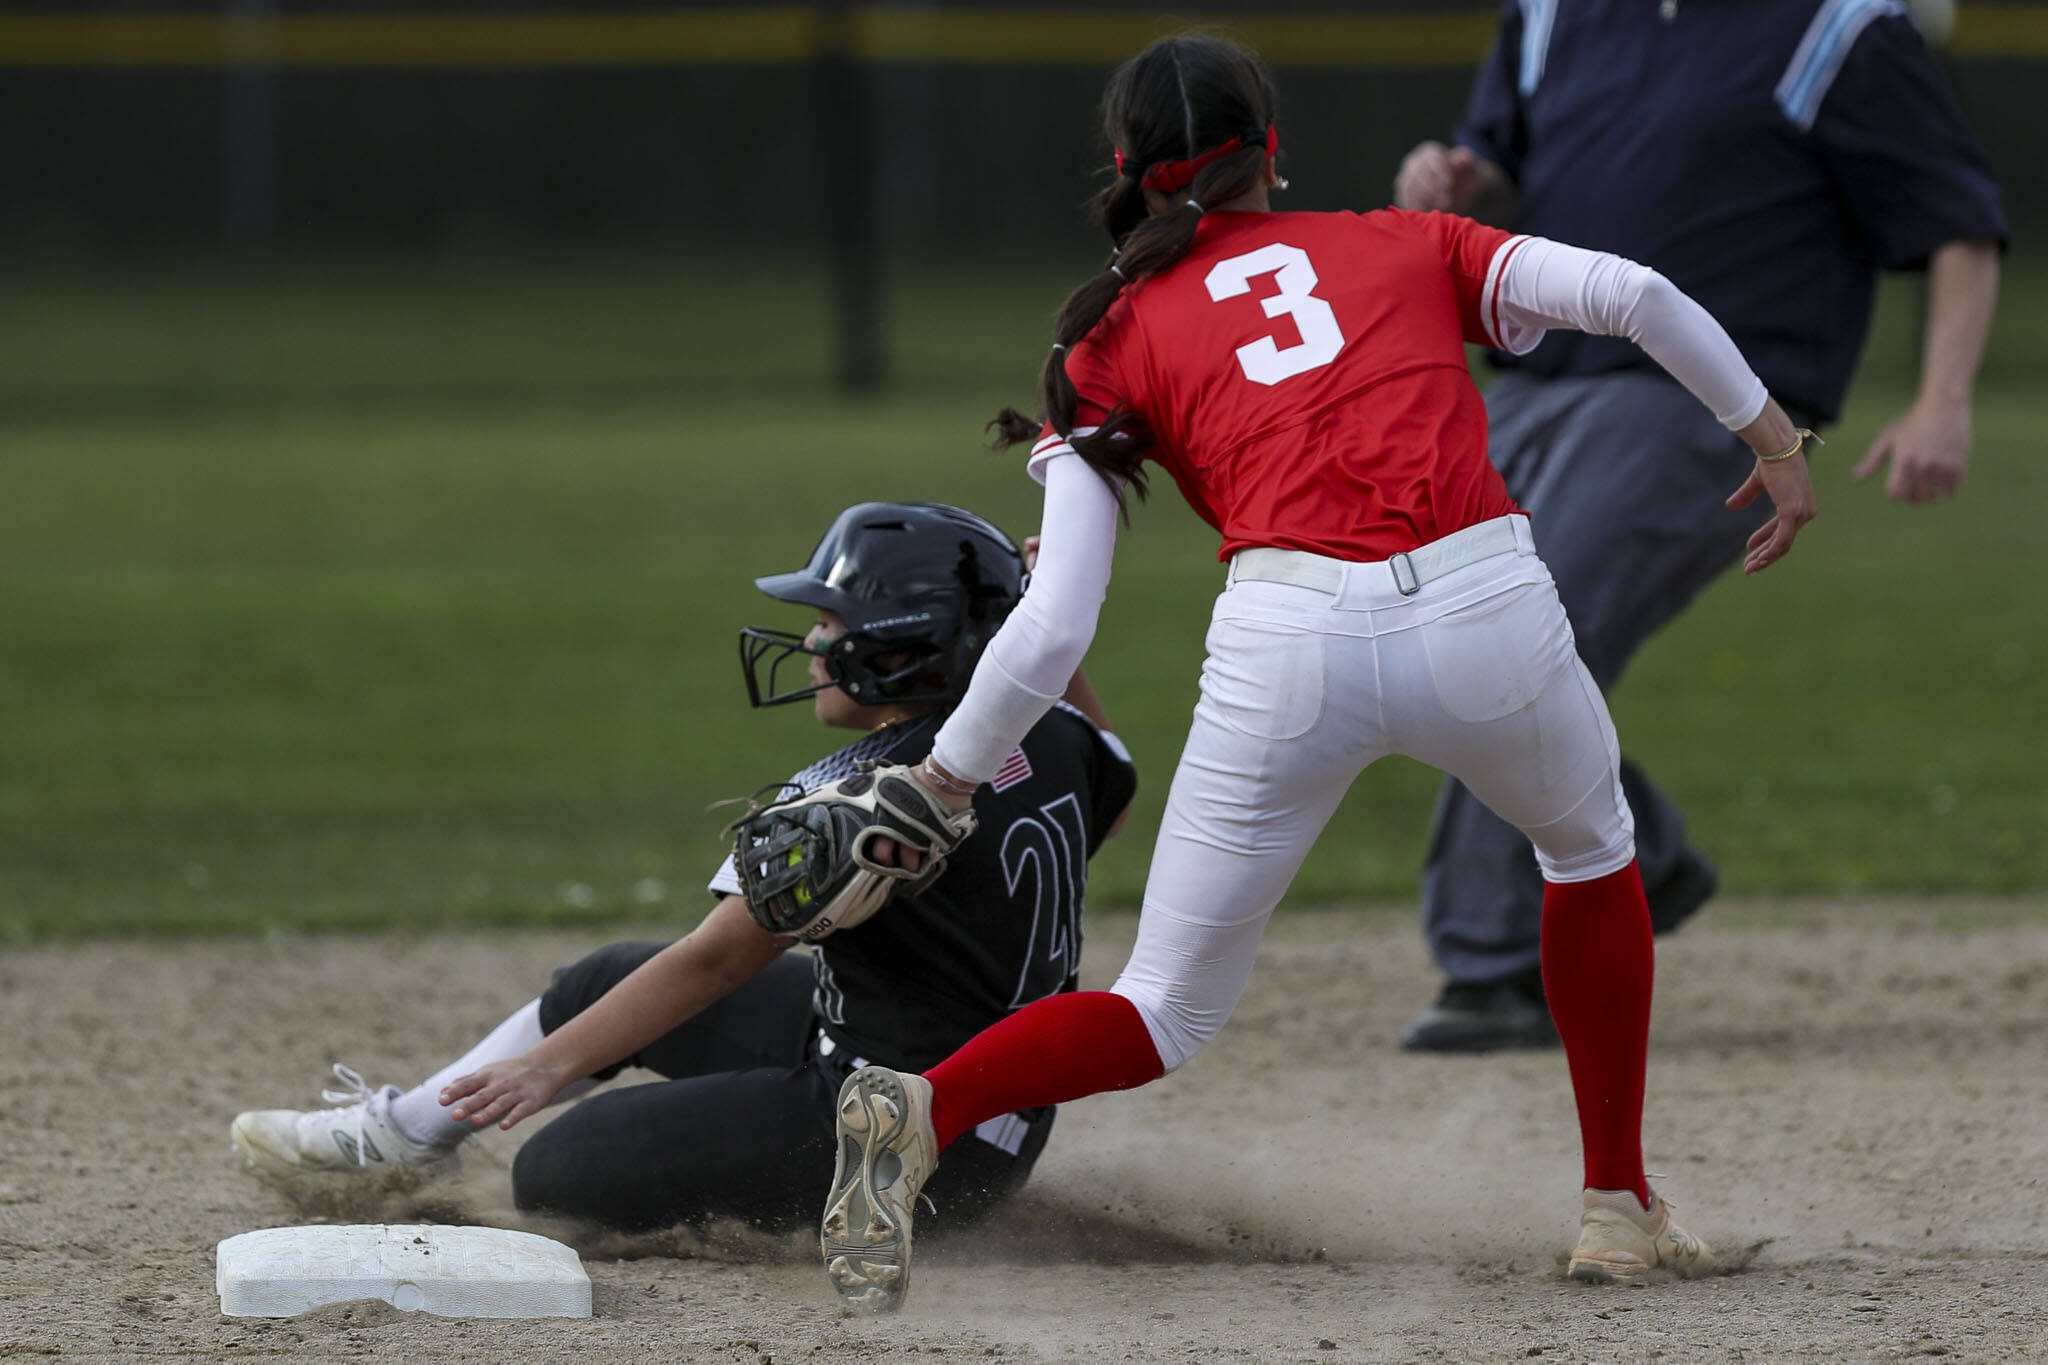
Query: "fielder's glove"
731 762 978 942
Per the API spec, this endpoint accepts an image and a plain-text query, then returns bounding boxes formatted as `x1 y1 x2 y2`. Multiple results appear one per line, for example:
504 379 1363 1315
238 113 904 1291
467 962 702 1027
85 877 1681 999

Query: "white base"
216 1224 592 1319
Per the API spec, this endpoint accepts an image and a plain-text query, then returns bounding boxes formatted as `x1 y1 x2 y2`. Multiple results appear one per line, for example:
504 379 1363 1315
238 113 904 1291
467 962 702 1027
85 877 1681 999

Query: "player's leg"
229 943 815 1178
924 589 1371 1145
1389 565 1648 1194
230 995 579 1177
515 1055 1056 1237
512 1060 837 1231
1412 373 1770 1048
826 589 1373 1310
1389 565 1712 1280
510 952 841 1230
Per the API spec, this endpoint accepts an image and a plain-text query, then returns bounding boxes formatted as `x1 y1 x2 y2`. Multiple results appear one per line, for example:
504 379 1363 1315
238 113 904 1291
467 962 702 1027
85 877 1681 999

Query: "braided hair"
992 34 1280 509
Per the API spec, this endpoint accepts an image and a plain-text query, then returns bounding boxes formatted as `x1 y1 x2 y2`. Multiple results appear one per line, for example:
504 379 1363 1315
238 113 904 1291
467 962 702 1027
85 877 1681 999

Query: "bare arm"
1058 666 1114 734
1392 142 1519 227
441 896 786 1129
1853 239 2000 502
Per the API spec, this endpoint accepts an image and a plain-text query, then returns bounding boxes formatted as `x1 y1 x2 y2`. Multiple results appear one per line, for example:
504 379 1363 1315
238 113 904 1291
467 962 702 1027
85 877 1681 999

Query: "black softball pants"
513 941 1054 1233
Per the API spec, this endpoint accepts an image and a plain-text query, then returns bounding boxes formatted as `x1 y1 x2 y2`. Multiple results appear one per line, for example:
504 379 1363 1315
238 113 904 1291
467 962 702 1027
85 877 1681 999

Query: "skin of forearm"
1059 664 1115 733
523 896 785 1079
1917 239 2000 407
1057 663 1133 837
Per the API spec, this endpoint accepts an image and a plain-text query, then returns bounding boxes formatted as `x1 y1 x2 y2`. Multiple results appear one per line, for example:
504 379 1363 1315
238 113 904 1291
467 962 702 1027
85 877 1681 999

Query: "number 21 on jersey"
1203 243 1345 387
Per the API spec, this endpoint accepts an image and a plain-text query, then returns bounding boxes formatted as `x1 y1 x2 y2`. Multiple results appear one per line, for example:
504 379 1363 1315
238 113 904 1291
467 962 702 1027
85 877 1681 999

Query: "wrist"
1739 415 1797 460
1756 427 1821 465
1913 388 1972 418
523 1037 589 1082
918 755 979 810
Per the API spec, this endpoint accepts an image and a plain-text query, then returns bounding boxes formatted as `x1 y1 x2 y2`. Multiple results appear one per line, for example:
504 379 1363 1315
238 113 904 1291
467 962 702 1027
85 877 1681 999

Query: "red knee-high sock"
925 991 1165 1150
1540 860 1653 1206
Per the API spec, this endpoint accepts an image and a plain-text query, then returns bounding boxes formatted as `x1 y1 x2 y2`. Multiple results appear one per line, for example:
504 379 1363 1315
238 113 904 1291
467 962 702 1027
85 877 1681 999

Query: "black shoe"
1398 969 1557 1053
1646 846 1718 937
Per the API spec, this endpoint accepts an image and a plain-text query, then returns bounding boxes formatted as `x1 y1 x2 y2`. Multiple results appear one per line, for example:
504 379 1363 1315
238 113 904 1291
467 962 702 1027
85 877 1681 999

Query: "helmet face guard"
738 624 955 709
738 625 830 708
738 502 1025 712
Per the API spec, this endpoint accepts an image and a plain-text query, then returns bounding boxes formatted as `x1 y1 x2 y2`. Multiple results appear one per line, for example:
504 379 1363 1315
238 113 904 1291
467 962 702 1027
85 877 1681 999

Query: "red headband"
1114 124 1279 195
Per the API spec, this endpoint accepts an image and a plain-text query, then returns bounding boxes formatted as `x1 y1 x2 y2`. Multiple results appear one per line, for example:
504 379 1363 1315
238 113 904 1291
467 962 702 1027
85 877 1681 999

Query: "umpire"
1393 0 2005 1051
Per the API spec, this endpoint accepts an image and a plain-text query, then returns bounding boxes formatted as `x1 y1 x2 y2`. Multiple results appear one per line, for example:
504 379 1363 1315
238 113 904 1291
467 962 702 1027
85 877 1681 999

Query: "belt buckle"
1390 551 1421 596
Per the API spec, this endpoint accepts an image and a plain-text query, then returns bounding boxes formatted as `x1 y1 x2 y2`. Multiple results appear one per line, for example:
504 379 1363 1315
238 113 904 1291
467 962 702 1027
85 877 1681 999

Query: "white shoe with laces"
230 1064 460 1179
1568 1187 1715 1284
821 1066 938 1314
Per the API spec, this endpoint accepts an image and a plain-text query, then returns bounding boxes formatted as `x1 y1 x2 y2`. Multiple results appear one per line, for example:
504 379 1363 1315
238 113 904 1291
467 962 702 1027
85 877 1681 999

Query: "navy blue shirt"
1457 0 2006 421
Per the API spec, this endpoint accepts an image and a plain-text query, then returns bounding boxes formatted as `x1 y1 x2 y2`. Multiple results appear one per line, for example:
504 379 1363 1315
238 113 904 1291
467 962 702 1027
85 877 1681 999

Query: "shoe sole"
821 1067 917 1314
1566 1253 1651 1286
1567 1242 1714 1286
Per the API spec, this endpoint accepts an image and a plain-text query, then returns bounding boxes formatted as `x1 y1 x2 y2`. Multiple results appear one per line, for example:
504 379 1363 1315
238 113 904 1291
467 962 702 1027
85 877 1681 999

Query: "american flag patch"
989 748 1033 792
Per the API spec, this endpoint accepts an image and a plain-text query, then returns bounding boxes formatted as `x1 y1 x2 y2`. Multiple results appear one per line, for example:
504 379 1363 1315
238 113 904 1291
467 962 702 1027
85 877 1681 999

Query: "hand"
1394 141 1482 212
1022 534 1041 572
1853 399 1970 503
866 836 923 875
1727 398 1819 575
871 758 975 873
440 1055 578 1131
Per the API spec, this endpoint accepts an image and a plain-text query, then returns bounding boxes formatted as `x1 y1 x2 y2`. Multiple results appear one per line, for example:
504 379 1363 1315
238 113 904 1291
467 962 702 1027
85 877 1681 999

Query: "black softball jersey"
709 703 1138 1073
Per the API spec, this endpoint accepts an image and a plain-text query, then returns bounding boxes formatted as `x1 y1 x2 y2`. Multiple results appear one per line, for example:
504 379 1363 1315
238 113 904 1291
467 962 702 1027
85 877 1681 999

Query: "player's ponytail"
992 34 1279 511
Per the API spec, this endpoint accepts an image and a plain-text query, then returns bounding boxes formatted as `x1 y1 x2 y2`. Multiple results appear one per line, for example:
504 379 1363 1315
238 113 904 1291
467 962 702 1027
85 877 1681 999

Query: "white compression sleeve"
930 451 1121 783
1493 236 1769 430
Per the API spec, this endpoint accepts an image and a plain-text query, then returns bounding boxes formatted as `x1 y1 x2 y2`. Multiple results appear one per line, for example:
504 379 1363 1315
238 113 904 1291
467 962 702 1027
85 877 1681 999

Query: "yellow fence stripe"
0 10 813 67
0 6 2038 70
854 11 1497 68
1951 6 2048 57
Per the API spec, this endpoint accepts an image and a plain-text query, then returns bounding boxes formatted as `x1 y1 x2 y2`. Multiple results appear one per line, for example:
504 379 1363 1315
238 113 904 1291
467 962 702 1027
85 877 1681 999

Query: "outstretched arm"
1854 239 1999 502
1491 237 1817 573
1017 532 1132 839
1019 532 1118 737
439 896 785 1129
919 454 1120 804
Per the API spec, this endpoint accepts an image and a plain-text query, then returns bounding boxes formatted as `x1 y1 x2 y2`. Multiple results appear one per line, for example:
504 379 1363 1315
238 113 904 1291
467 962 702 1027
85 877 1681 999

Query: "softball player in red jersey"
818 33 1817 1310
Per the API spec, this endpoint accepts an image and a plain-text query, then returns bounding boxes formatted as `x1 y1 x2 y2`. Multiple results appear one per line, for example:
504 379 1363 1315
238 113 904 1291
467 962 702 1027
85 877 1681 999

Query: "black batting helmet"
740 502 1026 708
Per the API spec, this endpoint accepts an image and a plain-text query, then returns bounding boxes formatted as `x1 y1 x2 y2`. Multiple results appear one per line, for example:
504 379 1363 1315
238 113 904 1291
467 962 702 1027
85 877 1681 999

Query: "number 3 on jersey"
1203 243 1345 386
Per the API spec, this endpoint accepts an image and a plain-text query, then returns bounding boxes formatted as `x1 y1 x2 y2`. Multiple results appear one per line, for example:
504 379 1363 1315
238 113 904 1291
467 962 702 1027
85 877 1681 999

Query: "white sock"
388 998 551 1148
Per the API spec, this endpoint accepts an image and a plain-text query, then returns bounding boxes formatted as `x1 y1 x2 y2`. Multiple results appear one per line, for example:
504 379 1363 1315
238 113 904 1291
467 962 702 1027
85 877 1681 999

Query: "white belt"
1230 514 1532 598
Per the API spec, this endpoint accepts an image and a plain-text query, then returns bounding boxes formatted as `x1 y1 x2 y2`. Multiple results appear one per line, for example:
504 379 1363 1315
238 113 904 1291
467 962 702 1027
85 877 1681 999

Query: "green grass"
0 252 2042 939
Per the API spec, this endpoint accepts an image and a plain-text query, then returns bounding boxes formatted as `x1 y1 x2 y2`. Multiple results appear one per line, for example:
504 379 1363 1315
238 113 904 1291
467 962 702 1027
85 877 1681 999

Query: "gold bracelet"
1759 427 1823 464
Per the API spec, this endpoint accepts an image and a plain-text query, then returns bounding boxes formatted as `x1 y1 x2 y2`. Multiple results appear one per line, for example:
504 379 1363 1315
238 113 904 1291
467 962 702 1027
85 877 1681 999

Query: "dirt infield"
4 902 2045 1361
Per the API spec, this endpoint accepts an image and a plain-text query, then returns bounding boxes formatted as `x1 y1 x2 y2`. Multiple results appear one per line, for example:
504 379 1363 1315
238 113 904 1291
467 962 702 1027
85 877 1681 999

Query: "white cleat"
1568 1187 1716 1284
230 1064 459 1180
821 1065 938 1314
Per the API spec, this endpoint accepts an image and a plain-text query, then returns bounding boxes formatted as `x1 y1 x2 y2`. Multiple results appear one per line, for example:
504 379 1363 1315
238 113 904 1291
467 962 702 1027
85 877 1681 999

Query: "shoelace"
319 1062 377 1167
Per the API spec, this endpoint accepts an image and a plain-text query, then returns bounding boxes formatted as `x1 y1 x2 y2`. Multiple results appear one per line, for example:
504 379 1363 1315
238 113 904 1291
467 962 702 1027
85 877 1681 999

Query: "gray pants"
1421 370 1773 985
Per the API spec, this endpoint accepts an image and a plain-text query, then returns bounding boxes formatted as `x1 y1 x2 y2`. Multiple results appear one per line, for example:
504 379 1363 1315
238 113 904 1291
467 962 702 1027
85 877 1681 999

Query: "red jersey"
1031 209 1527 562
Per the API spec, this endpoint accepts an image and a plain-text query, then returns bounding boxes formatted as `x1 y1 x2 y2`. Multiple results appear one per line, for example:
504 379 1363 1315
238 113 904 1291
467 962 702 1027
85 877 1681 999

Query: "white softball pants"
1110 515 1636 1071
